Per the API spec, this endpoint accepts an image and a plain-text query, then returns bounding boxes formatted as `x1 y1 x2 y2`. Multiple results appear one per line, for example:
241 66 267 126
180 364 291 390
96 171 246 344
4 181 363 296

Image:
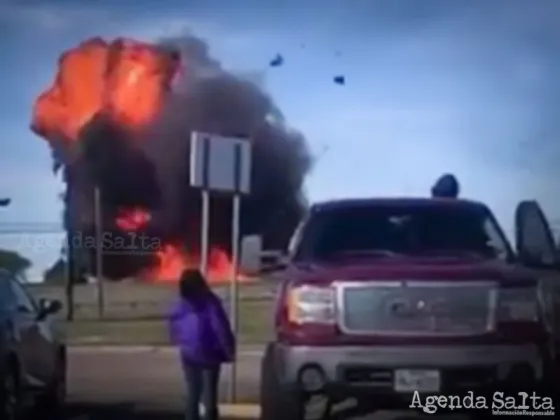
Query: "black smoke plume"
59 34 311 280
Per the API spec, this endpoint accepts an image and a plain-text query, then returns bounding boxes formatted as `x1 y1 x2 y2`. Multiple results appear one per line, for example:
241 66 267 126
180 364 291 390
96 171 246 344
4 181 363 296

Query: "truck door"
514 200 560 355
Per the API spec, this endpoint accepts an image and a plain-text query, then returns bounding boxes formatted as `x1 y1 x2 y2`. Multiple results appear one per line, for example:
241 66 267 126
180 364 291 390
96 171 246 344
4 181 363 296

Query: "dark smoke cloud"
64 33 311 279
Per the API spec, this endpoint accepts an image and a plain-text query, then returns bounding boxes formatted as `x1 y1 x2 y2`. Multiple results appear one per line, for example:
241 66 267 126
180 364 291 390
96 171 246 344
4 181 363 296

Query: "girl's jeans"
182 362 221 420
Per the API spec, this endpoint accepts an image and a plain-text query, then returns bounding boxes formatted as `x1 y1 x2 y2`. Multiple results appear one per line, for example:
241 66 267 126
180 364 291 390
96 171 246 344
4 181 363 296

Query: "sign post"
189 131 251 403
229 193 241 401
199 190 210 276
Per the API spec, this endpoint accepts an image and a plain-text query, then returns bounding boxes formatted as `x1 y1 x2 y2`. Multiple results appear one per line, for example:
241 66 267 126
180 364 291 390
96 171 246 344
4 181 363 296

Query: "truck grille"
338 281 497 335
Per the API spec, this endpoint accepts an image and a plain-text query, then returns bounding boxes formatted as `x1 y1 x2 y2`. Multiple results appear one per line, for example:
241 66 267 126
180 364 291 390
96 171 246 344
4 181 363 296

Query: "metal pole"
65 230 74 321
64 172 74 321
94 187 104 319
228 194 241 403
199 190 210 276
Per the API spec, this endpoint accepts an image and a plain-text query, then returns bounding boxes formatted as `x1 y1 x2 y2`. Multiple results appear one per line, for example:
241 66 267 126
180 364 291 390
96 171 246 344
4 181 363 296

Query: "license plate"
393 369 440 393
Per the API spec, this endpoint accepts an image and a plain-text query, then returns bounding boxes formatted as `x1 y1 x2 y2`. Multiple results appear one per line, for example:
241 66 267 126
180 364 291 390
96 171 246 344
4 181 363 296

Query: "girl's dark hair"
179 269 210 301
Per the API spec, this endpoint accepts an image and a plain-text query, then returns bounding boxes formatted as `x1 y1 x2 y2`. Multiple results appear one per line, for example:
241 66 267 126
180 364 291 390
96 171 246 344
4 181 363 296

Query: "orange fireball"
31 37 179 142
30 37 250 284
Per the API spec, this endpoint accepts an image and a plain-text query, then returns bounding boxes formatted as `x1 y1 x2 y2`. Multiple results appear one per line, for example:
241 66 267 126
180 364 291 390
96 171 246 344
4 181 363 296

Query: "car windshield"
294 202 512 262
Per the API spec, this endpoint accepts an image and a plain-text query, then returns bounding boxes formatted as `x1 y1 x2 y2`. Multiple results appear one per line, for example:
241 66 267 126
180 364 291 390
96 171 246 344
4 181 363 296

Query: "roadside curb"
219 404 260 418
68 345 177 353
68 345 264 356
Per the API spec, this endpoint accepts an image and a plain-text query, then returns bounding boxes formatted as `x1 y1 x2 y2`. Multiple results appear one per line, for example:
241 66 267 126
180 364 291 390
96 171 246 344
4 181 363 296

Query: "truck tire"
542 356 558 407
260 344 304 420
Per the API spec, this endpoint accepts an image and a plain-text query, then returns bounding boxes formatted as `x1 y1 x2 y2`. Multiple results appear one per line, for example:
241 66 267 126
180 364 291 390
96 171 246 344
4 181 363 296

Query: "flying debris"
431 173 460 198
269 54 284 67
333 75 345 85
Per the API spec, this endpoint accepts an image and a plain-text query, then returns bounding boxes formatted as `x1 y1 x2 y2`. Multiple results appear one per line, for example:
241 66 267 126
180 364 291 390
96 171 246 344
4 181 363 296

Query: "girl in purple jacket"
168 269 235 420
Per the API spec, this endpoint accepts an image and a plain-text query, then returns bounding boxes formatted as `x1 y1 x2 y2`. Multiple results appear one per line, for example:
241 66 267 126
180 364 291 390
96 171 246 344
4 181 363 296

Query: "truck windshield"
294 202 512 262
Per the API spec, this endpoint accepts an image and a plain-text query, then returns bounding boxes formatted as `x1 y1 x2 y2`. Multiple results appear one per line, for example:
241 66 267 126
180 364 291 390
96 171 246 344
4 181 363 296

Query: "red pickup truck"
241 197 559 419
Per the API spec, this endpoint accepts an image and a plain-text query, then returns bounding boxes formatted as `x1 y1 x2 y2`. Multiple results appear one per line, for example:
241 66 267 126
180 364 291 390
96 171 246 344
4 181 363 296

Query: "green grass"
63 300 274 345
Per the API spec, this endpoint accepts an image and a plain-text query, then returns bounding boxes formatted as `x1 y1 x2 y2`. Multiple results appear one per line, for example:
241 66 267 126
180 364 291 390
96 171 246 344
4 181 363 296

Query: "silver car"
0 270 66 419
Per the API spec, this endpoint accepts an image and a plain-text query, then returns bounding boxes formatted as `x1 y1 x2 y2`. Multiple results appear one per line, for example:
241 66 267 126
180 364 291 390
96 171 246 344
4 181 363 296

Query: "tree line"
0 248 85 284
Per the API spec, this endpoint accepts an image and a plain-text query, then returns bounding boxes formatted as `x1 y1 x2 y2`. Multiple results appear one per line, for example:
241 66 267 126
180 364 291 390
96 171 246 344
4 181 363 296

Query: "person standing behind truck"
168 269 235 420
431 173 460 198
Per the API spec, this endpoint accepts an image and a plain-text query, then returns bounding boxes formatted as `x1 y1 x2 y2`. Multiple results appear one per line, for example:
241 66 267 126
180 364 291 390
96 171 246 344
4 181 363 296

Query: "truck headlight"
498 288 539 322
287 285 336 325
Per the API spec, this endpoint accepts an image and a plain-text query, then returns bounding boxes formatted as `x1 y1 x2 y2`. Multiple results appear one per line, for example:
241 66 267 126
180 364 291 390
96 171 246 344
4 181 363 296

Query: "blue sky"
0 0 558 280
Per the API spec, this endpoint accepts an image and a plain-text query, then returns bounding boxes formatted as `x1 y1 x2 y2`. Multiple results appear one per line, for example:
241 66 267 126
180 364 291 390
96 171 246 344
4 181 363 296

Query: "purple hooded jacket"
167 292 235 366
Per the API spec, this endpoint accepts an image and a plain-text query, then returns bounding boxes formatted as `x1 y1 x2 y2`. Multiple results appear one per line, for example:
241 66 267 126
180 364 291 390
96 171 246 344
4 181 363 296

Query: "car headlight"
498 288 539 322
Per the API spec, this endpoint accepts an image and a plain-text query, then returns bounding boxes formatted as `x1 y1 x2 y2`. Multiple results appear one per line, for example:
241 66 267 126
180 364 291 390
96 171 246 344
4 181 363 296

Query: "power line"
0 223 63 234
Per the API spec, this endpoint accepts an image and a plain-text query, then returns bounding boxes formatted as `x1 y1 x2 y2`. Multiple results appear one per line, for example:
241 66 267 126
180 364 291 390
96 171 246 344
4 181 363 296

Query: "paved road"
68 348 260 409
65 348 467 420
66 347 261 420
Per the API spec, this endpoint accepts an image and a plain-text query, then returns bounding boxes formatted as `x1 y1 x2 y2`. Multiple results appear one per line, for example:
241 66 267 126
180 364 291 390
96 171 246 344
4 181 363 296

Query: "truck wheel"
260 345 304 420
0 361 23 420
542 361 558 406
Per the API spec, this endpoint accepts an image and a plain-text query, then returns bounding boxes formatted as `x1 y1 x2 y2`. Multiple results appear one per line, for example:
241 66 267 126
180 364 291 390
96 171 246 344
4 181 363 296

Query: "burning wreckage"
31 36 311 284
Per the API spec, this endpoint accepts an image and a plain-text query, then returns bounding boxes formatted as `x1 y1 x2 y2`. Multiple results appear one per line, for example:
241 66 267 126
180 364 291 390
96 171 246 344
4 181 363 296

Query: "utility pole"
94 187 104 319
64 170 75 321
65 229 75 321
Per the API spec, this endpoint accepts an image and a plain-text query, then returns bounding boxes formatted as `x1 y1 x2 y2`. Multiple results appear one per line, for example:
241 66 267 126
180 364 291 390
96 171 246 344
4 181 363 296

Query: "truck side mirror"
260 250 288 272
240 235 262 274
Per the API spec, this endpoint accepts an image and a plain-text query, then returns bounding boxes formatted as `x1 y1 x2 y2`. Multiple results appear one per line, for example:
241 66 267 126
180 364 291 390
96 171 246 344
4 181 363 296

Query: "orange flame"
31 37 178 141
115 208 151 231
140 243 250 284
31 37 251 284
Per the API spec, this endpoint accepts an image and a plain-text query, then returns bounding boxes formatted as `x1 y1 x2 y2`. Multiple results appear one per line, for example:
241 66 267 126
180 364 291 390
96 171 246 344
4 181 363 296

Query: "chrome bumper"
273 343 544 386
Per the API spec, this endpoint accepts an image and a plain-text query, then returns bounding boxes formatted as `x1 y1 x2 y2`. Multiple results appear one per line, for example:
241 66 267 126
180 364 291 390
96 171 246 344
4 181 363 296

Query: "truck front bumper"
270 343 549 406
